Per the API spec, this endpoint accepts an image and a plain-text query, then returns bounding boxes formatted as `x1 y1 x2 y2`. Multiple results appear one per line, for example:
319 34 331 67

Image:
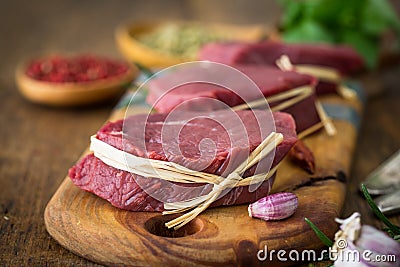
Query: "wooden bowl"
115 21 266 68
15 57 139 107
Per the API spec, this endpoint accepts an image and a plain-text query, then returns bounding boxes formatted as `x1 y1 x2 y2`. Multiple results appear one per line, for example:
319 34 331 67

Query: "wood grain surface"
1 1 400 266
44 93 355 266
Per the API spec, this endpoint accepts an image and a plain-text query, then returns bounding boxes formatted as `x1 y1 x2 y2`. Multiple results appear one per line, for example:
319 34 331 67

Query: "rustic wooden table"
1 1 399 266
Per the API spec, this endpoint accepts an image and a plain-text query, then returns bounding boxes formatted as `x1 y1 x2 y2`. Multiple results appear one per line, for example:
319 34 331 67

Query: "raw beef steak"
199 41 364 95
147 64 319 133
69 110 297 212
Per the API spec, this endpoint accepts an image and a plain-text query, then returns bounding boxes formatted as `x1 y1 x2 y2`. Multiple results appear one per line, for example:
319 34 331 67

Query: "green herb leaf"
305 217 334 247
362 0 392 34
361 184 400 235
279 0 303 29
362 0 400 35
278 0 400 69
308 0 364 28
339 31 379 69
283 20 334 44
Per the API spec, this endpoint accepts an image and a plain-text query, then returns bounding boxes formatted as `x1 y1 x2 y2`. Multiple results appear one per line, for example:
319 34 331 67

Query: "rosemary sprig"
360 184 400 236
304 218 334 247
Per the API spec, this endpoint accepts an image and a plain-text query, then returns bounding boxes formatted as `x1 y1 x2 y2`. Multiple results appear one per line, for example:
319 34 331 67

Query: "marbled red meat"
147 64 319 133
69 110 297 212
199 41 364 95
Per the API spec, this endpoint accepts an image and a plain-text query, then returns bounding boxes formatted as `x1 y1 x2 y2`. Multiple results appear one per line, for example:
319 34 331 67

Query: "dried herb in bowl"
136 23 227 59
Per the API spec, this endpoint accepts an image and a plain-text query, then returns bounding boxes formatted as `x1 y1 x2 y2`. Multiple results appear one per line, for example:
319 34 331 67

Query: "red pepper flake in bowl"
16 54 138 106
25 55 130 83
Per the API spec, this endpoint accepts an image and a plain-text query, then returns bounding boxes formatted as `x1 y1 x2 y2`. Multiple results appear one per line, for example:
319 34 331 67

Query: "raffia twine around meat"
276 54 358 101
232 82 336 138
91 132 283 229
89 57 341 228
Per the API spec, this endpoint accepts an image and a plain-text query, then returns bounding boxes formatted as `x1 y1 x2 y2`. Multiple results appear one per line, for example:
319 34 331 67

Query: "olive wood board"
45 94 362 266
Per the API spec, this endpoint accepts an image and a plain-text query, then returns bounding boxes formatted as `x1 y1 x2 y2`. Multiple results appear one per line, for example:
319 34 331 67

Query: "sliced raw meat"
69 110 297 212
147 64 319 133
199 41 364 95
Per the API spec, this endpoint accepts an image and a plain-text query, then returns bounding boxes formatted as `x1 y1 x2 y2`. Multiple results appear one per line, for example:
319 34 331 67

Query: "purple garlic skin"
333 212 400 267
248 192 298 221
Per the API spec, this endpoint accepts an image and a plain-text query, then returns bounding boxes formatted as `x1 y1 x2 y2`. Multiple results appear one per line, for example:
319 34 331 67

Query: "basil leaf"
283 19 334 43
362 0 400 35
278 0 400 69
309 0 362 26
279 0 303 29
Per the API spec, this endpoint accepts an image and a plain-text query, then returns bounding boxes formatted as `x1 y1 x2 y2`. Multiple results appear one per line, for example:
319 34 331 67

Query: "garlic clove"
333 212 361 251
334 212 400 267
248 192 298 221
356 225 400 259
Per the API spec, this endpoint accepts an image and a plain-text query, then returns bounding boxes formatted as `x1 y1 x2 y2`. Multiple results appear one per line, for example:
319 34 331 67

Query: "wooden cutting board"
44 91 362 266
